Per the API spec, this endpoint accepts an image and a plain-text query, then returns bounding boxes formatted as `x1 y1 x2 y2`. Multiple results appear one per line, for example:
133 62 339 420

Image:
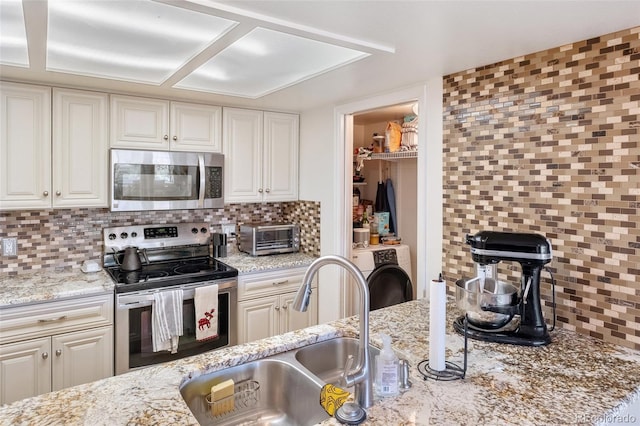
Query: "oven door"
115 280 237 375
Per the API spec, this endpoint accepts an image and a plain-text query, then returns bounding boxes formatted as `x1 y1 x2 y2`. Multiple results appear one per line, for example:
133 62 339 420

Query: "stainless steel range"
103 222 238 375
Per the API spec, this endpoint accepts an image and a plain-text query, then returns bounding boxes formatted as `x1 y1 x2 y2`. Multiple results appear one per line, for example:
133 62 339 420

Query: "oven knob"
191 228 198 234
200 227 207 234
131 232 137 238
120 232 128 239
108 233 117 240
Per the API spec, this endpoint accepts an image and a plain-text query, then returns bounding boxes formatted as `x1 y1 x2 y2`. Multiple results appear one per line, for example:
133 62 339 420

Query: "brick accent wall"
0 200 320 275
442 27 639 350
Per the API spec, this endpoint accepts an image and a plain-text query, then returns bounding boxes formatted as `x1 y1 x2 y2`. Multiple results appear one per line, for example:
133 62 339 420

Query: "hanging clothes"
386 178 397 234
375 181 388 213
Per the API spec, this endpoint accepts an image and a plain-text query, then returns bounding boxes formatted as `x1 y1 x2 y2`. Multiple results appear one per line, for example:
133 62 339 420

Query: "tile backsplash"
442 27 639 350
0 200 320 275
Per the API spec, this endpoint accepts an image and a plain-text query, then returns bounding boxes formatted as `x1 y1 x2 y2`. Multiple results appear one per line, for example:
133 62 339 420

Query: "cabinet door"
53 89 109 207
222 108 263 203
263 112 299 202
110 95 169 149
280 291 318 334
237 296 279 344
51 326 113 392
170 102 222 152
0 82 51 210
0 337 51 405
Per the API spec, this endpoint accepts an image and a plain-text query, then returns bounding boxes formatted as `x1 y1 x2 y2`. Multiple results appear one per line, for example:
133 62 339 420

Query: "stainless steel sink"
180 337 380 425
180 358 329 426
294 337 380 385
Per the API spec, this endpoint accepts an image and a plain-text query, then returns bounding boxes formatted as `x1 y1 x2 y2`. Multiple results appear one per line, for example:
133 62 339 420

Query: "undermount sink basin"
294 337 381 385
180 358 329 426
180 337 381 425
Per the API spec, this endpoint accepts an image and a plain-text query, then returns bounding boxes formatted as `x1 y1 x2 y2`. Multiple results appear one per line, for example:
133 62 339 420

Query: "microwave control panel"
205 166 223 198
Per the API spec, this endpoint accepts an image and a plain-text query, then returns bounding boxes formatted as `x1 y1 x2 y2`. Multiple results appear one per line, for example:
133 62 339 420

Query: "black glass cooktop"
106 257 238 293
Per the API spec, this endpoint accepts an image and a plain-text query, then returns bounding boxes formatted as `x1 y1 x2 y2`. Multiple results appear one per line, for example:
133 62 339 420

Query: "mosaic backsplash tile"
0 201 320 275
442 27 639 350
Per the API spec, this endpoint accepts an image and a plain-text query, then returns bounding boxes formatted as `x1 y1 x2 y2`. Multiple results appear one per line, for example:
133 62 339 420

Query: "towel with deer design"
195 284 219 341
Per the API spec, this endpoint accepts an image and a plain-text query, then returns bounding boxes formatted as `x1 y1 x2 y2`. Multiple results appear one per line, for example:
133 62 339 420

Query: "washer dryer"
351 244 413 311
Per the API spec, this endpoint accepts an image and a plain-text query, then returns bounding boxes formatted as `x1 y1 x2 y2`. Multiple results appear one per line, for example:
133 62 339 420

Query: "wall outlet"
221 223 237 237
2 238 17 256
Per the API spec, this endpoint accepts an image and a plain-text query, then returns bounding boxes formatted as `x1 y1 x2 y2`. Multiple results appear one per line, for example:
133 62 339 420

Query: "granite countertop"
0 268 114 308
1 299 639 425
219 246 317 275
0 248 316 308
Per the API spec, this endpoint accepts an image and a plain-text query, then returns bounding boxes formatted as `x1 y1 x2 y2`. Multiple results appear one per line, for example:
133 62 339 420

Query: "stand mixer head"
454 231 554 346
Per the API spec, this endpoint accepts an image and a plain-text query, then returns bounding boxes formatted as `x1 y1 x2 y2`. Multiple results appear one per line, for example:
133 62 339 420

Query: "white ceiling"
1 0 639 113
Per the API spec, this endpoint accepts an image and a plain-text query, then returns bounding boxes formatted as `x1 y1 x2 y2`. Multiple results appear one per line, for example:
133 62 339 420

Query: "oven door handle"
116 281 236 308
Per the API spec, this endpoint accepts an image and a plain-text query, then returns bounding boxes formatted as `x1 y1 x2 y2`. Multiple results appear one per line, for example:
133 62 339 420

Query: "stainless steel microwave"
238 223 300 256
110 149 224 212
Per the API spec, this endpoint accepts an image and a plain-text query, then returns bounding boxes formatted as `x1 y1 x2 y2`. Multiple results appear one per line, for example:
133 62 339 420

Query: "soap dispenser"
375 333 399 398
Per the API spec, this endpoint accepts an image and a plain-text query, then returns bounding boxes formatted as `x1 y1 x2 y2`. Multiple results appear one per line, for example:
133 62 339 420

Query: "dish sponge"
319 383 350 416
210 379 235 416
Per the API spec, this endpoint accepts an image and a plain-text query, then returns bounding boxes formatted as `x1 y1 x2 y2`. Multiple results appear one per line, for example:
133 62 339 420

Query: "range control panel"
103 222 210 252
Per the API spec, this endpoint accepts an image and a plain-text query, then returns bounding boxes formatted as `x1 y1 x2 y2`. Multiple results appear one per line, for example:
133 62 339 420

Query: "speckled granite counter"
219 249 317 275
0 268 114 307
1 299 639 425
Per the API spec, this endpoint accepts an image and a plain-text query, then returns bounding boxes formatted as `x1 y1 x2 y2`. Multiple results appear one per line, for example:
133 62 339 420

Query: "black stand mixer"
453 231 554 346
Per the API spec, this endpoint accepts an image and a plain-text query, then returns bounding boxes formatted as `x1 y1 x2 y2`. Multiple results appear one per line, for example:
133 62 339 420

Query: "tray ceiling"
0 0 383 99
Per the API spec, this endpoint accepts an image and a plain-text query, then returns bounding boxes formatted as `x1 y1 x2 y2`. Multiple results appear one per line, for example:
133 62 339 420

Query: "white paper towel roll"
429 277 447 371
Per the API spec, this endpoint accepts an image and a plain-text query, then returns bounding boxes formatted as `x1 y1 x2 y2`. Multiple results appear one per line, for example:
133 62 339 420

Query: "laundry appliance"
351 244 413 310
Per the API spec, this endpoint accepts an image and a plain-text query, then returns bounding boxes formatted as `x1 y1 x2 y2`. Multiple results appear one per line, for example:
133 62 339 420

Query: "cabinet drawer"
238 268 316 301
0 294 113 345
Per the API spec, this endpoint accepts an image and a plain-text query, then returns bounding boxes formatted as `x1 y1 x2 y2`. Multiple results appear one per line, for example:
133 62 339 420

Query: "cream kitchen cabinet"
110 95 222 152
237 268 317 344
0 294 113 405
223 108 299 203
0 82 51 210
0 83 108 210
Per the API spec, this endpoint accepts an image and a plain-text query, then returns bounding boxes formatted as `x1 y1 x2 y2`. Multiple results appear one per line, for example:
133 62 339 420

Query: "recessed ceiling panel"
0 0 29 67
46 0 238 84
174 27 370 98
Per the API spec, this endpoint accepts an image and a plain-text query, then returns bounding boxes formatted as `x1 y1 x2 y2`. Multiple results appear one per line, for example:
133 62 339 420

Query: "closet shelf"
370 151 417 160
355 151 418 161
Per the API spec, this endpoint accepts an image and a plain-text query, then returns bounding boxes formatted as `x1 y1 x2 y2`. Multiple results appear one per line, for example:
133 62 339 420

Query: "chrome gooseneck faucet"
293 255 374 408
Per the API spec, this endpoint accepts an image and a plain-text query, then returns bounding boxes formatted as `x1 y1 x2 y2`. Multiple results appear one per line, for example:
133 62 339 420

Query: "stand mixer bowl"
455 277 519 329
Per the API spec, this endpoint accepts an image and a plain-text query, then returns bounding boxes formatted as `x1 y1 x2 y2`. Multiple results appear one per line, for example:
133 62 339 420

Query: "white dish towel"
195 284 219 341
152 289 184 354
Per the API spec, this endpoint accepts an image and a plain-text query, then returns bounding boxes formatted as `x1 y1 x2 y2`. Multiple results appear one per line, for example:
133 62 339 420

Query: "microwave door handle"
198 154 205 208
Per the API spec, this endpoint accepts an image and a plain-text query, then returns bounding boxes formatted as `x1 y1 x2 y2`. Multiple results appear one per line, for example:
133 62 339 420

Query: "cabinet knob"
43 191 49 197
42 352 49 359
265 188 270 193
282 305 288 310
275 306 280 311
55 349 62 357
163 135 169 140
55 191 61 196
173 135 177 141
258 188 263 193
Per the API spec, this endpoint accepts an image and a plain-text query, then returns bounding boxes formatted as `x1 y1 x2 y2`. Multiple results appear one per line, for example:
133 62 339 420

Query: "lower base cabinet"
0 294 113 405
0 327 113 405
237 268 318 344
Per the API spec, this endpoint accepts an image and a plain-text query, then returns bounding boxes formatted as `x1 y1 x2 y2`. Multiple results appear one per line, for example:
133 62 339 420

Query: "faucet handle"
340 354 355 387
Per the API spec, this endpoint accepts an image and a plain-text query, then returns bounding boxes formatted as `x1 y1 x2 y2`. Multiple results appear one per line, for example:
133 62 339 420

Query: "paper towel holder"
417 315 468 381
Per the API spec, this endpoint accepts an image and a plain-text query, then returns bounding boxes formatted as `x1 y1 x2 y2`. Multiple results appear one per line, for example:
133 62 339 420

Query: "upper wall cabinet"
110 95 222 152
0 82 51 210
0 83 108 210
52 88 109 208
223 108 299 203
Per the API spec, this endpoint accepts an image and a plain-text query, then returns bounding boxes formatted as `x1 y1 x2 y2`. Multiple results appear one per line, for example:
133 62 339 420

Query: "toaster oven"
238 223 300 256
